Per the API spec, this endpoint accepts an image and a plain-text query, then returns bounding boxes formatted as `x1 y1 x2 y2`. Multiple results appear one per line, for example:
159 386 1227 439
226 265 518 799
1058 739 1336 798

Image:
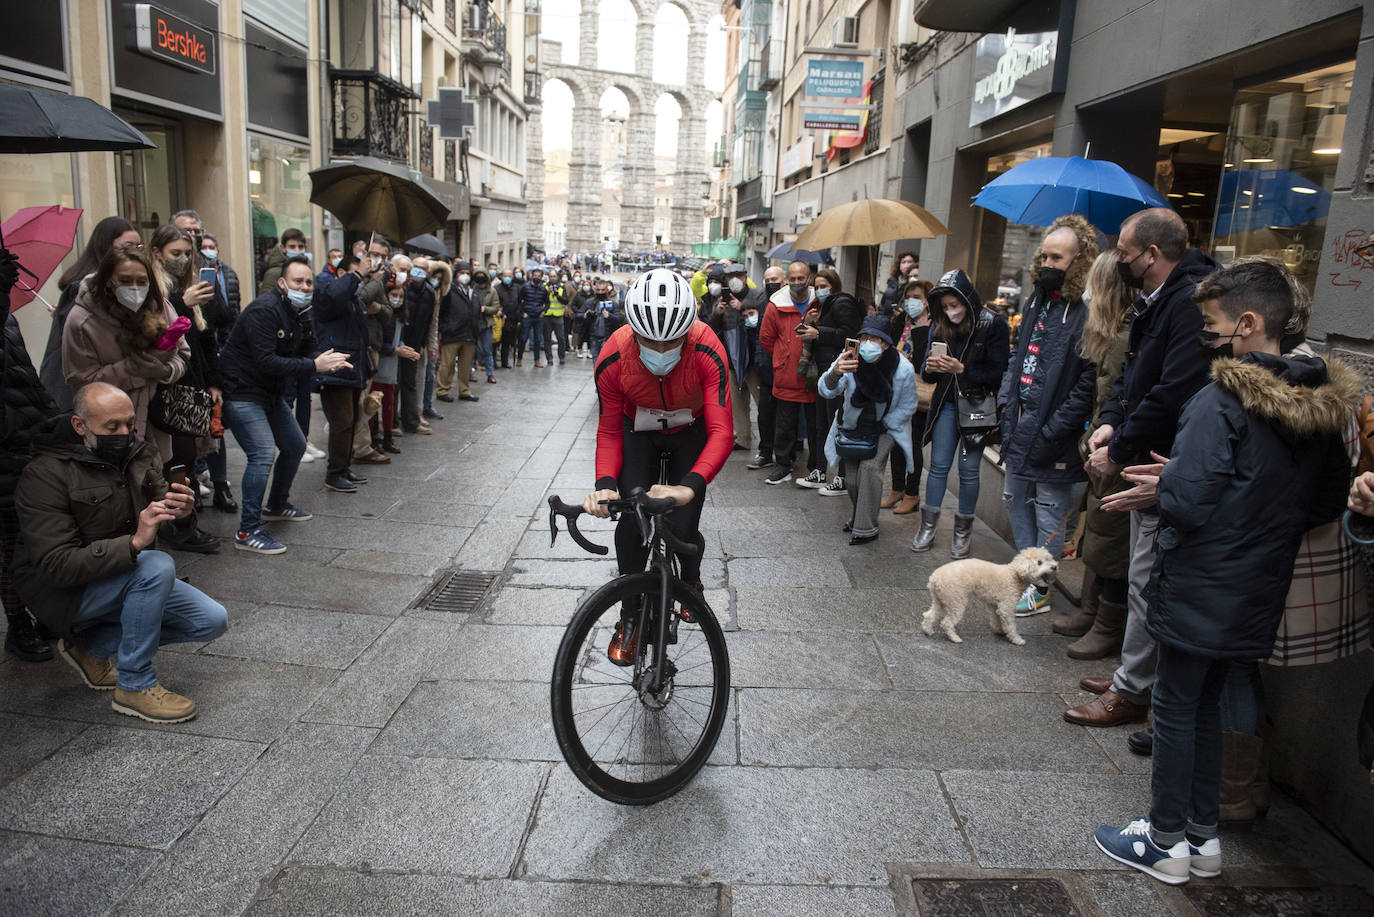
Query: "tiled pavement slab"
0 359 1370 917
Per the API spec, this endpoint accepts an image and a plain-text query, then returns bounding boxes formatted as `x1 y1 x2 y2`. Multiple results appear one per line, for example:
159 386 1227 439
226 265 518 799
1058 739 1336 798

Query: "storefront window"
1215 60 1354 295
249 135 311 270
973 140 1052 314
0 151 76 363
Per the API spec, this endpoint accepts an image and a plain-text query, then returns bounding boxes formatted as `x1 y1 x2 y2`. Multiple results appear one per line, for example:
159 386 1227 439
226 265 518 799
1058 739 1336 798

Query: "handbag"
917 379 936 412
149 383 214 437
835 403 882 460
955 385 998 433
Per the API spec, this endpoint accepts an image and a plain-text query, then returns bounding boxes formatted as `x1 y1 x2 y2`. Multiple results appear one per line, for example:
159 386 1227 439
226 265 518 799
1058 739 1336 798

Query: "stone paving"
2 358 1372 916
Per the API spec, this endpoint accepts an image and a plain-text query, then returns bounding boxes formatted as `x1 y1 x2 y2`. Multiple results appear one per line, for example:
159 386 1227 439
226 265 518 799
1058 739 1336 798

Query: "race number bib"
633 405 695 432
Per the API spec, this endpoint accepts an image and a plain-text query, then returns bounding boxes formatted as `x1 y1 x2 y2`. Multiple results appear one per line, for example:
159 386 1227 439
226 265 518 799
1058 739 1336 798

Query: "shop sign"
782 136 814 177
969 27 1058 127
806 59 864 98
804 112 862 132
134 3 215 76
795 197 821 229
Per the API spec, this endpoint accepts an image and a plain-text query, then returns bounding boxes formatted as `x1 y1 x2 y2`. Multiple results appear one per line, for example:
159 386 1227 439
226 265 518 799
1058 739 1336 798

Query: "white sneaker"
819 475 846 497
299 452 315 464
1189 836 1221 877
305 442 326 459
794 469 826 489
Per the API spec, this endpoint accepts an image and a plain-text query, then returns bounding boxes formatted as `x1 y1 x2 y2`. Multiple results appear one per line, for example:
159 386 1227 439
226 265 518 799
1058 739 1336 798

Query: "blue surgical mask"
286 289 312 311
905 298 924 318
515 272 524 280
410 267 426 282
427 278 439 290
816 287 831 301
200 249 218 263
331 257 342 268
745 314 759 329
502 276 512 285
858 341 883 362
639 343 682 376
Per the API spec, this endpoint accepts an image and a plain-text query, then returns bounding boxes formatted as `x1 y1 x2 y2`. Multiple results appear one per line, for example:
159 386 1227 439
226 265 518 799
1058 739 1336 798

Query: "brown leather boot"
1219 731 1264 827
1066 596 1127 660
1053 568 1099 637
880 490 903 509
893 494 921 515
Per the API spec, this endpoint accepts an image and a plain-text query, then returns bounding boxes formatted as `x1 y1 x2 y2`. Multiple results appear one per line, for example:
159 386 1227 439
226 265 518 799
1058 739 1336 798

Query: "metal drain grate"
415 569 500 613
910 878 1079 916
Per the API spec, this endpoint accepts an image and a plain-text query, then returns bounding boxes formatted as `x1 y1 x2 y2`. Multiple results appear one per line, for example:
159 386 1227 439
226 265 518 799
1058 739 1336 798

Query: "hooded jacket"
1097 247 1217 465
919 270 1010 445
758 286 817 403
12 415 169 633
996 258 1096 483
1146 352 1358 659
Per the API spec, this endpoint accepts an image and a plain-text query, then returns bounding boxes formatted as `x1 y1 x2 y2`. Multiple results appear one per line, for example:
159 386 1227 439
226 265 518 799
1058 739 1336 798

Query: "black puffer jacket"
920 270 1010 445
497 280 523 324
219 288 318 408
996 284 1095 483
1 315 59 508
166 287 232 392
312 272 374 389
401 281 438 352
811 290 864 369
1147 353 1358 659
439 283 480 341
40 281 81 411
1097 248 1217 465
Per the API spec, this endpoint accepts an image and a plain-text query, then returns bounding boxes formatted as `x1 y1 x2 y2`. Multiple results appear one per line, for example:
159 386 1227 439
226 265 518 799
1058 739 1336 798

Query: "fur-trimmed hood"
1210 351 1360 438
1028 214 1098 302
428 260 452 297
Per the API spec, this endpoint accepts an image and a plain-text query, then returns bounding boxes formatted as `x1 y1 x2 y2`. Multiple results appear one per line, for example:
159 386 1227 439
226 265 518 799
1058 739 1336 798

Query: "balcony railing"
524 69 541 105
464 2 512 81
445 0 456 32
759 37 782 90
863 70 885 156
736 175 771 221
330 70 417 163
445 140 457 183
419 118 434 175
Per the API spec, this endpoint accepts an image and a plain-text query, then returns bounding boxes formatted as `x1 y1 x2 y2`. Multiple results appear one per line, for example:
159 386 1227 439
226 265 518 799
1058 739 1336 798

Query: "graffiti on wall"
1328 227 1374 290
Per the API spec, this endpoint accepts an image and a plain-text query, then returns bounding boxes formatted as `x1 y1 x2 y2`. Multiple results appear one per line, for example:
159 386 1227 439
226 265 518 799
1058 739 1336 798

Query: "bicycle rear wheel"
551 572 730 805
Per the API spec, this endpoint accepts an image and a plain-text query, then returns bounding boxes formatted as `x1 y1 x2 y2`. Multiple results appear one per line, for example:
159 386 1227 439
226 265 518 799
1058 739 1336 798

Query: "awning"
690 237 744 260
913 0 1026 32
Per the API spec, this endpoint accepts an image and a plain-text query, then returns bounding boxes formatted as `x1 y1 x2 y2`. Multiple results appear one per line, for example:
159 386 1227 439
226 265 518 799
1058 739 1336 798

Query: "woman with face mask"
61 245 192 488
911 269 1010 558
881 279 933 515
879 250 920 316
818 315 920 545
801 269 865 497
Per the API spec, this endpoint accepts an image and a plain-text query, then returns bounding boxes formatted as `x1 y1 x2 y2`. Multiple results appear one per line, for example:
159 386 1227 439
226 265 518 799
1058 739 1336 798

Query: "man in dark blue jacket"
997 216 1098 616
517 267 550 367
1067 207 1216 730
219 258 351 553
312 250 385 493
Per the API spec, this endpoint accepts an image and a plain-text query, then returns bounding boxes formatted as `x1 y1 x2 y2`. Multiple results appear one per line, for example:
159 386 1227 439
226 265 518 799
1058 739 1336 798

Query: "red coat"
758 287 816 403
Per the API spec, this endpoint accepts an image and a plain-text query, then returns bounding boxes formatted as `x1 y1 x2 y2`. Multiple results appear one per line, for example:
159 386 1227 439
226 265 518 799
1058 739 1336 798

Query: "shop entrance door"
115 117 182 236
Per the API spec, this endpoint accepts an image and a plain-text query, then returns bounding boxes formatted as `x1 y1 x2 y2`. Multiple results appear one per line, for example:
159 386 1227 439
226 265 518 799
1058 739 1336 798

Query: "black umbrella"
404 233 450 258
308 156 450 243
0 84 155 154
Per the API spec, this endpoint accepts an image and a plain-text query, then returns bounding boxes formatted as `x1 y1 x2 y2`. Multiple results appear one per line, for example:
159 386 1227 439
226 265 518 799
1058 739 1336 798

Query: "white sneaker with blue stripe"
234 529 287 555
1094 818 1192 885
262 503 312 522
1189 836 1221 877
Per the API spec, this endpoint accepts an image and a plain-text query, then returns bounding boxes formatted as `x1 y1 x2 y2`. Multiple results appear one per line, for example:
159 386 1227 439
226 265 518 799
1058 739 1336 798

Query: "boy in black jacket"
1094 259 1357 885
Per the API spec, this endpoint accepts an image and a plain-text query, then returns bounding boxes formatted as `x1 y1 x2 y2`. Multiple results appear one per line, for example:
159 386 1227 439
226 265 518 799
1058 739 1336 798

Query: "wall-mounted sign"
804 112 863 132
969 27 1061 127
796 196 821 229
782 136 815 177
134 3 215 75
806 59 864 98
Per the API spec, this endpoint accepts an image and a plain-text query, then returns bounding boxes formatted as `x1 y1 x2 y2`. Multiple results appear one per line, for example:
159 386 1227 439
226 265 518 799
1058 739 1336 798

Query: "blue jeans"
520 315 546 362
1149 644 1229 846
424 356 437 411
223 398 307 532
1004 475 1087 559
924 402 981 516
204 437 228 486
72 551 228 690
476 327 495 375
1219 660 1265 735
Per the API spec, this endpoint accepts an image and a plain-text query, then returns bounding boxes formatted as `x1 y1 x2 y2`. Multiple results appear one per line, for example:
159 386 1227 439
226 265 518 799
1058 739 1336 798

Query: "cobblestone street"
1 360 1371 916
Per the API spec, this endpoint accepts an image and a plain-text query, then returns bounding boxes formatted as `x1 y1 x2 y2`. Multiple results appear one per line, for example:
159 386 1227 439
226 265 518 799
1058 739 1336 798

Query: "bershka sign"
134 3 216 76
969 27 1059 127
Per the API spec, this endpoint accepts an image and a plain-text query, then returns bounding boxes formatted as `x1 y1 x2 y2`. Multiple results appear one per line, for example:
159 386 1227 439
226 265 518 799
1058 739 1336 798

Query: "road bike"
547 466 730 805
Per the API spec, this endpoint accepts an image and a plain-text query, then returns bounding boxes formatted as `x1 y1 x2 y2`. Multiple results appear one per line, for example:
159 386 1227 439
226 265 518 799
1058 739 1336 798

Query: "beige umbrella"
792 198 949 250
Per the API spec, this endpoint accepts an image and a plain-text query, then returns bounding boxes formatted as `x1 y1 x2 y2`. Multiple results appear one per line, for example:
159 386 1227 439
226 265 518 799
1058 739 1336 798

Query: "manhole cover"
1183 884 1374 915
415 570 500 613
910 878 1080 916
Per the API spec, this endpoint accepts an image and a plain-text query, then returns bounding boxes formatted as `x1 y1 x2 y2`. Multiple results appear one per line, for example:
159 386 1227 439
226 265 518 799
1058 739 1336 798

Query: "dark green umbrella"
308 157 451 243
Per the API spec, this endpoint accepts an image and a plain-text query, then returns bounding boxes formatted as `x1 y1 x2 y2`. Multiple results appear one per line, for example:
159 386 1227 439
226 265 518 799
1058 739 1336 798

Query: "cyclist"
583 268 734 664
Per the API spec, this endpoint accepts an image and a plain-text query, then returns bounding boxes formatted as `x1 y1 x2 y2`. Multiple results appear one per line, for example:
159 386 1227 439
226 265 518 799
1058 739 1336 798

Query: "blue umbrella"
766 241 833 264
972 155 1169 233
1213 169 1331 237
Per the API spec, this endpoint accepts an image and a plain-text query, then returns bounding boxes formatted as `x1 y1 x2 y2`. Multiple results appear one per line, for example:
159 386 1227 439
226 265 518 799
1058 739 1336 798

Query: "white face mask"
457 273 471 285
707 282 722 296
201 249 218 262
728 278 745 293
113 285 148 311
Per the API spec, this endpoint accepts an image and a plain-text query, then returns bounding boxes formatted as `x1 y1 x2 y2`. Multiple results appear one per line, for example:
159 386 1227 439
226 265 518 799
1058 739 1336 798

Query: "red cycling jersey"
593 321 734 496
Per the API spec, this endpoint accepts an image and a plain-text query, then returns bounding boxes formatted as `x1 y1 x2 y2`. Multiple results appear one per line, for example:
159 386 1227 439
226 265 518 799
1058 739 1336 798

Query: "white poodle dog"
922 546 1059 646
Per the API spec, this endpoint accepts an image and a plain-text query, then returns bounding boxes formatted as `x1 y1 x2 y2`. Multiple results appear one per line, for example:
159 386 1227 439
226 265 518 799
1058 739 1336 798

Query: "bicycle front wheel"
550 572 730 805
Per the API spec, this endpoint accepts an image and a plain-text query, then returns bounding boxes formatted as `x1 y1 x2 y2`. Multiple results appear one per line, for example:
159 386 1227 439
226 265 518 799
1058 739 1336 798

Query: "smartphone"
167 463 190 489
929 341 949 360
794 322 809 334
198 267 216 285
844 337 859 354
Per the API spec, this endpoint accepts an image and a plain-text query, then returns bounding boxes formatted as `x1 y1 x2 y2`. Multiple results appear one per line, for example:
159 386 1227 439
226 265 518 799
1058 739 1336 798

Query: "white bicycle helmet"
624 268 698 342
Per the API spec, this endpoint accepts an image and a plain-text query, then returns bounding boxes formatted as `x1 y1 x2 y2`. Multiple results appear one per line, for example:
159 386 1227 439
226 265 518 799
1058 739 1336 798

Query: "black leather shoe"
344 471 368 485
382 441 401 454
212 482 238 513
1128 727 1153 757
436 394 455 402
848 532 878 546
4 612 53 662
459 394 479 402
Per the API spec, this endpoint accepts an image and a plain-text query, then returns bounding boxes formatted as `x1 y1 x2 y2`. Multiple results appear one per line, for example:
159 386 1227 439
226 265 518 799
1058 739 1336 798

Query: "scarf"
853 346 898 409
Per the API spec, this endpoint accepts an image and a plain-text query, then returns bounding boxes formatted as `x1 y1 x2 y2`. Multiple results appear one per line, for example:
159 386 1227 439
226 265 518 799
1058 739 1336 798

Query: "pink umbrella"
3 204 83 312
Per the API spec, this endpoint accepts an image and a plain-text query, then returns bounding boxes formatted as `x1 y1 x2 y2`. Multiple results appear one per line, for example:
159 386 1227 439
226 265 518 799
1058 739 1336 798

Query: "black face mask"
764 281 782 297
1199 320 1242 362
1116 249 1147 289
88 432 134 467
788 283 810 301
1038 266 1066 294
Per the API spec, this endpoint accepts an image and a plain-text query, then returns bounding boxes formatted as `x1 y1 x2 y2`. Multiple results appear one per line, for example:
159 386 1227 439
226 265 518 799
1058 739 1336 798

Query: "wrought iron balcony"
419 118 434 175
445 140 457 183
463 2 512 83
330 70 418 163
524 69 542 105
863 71 885 156
759 37 782 90
445 0 456 32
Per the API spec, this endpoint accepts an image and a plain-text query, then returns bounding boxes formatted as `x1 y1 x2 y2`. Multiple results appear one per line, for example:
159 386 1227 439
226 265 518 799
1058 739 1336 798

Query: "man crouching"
12 382 227 723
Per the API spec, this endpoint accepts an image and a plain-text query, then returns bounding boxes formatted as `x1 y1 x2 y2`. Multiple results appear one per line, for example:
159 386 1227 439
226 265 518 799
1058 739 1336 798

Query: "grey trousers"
1111 509 1161 705
842 433 895 539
